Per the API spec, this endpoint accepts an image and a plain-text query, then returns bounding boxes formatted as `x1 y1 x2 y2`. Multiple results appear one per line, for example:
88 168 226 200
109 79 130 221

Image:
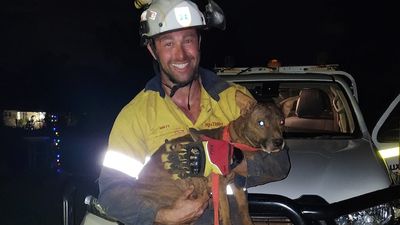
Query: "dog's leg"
232 184 254 225
218 176 232 225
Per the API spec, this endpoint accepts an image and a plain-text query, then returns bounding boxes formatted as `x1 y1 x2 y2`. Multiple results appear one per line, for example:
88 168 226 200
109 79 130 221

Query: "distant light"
39 112 46 120
267 59 281 69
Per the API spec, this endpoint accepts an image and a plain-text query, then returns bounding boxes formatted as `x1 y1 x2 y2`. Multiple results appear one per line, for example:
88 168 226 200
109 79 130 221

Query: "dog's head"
234 91 285 153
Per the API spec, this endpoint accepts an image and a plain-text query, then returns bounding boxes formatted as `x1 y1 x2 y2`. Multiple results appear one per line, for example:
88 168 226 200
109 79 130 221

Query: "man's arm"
233 145 291 188
98 167 158 225
98 167 209 225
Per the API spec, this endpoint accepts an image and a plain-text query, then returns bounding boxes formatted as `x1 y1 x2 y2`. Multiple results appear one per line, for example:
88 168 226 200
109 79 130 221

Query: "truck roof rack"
215 64 340 75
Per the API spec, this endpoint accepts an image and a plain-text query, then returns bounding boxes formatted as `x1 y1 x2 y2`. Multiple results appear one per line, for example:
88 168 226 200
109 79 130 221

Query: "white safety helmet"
137 0 225 45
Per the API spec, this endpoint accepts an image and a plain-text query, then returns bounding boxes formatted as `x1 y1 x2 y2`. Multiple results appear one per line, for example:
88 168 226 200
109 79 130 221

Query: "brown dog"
135 91 285 225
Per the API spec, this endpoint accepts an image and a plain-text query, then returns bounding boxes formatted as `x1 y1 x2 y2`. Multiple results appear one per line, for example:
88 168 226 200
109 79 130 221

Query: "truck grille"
252 216 293 225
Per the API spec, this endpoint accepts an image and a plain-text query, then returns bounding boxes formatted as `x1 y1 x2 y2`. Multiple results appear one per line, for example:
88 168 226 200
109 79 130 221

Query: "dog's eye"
258 120 265 127
280 119 285 126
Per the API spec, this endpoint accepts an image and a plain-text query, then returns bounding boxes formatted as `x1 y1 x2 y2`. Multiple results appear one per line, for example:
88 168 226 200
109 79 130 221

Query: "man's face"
149 28 200 85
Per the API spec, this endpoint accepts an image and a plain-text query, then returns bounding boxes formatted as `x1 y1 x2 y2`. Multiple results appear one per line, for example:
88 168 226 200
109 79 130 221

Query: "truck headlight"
335 203 393 225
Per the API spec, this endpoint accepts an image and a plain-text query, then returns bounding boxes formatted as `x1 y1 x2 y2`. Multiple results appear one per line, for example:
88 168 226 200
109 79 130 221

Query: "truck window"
236 81 356 136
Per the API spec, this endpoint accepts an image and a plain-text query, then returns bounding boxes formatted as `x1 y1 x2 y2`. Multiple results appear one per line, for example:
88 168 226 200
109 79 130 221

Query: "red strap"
208 125 260 225
212 173 219 225
222 126 259 152
201 136 232 175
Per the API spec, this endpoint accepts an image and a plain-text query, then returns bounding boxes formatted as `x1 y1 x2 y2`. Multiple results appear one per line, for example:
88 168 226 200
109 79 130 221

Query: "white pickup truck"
72 64 400 225
216 64 400 225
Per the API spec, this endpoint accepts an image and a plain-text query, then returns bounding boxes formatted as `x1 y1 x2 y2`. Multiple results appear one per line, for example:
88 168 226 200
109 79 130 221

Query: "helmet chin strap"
164 79 193 97
162 77 195 110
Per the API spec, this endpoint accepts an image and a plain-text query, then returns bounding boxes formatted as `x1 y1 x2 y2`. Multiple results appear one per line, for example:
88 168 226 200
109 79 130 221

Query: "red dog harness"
209 125 260 225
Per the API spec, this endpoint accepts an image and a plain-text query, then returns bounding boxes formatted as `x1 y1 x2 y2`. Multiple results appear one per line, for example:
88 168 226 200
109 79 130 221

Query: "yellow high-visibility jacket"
108 67 250 165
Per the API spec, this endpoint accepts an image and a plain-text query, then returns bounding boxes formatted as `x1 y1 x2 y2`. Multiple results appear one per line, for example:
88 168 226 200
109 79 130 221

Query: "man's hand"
154 185 209 225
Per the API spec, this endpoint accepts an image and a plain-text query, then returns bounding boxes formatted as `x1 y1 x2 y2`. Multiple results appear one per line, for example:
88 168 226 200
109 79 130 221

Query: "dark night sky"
1 0 399 130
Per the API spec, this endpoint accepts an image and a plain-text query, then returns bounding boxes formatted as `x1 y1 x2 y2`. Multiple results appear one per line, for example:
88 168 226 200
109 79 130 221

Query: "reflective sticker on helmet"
148 10 157 20
140 11 147 21
174 6 192 27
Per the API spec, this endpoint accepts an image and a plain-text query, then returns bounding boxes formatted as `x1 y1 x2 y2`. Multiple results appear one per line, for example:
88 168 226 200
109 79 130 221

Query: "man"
97 0 290 224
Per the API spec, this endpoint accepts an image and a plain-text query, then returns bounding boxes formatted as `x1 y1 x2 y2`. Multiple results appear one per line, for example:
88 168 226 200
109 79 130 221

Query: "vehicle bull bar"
248 184 400 225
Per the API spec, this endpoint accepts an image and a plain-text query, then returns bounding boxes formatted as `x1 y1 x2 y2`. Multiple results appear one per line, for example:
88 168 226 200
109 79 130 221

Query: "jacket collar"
144 66 230 101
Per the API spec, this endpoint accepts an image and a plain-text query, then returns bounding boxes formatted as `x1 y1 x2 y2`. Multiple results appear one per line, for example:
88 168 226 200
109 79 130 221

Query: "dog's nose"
273 138 284 148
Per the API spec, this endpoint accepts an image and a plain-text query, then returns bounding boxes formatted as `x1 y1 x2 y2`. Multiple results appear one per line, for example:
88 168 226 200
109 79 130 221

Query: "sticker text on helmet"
140 11 147 21
148 10 157 20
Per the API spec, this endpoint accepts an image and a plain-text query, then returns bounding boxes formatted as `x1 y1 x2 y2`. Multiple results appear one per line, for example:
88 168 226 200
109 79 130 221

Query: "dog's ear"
188 128 202 142
236 90 257 116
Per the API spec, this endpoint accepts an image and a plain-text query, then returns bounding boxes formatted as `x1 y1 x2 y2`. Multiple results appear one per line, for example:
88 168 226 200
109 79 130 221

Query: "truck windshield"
235 81 357 137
